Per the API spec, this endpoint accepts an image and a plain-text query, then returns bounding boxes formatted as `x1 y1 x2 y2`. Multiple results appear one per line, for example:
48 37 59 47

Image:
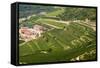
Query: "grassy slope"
19 22 96 64
46 8 64 16
36 18 66 29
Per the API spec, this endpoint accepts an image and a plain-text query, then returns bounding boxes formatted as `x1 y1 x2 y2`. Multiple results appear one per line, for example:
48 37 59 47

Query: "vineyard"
19 4 96 64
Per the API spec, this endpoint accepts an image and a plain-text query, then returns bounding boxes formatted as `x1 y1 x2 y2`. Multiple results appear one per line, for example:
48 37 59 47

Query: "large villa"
19 25 45 42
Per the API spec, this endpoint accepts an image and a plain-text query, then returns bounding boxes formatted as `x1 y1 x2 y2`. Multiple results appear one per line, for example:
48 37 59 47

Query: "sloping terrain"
19 5 96 64
19 20 96 64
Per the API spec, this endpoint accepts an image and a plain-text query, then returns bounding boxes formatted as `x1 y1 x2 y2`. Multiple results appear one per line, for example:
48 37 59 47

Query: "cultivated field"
19 5 96 64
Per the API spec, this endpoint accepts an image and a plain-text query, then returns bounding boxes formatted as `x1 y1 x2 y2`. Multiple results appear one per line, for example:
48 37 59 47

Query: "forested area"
57 7 96 21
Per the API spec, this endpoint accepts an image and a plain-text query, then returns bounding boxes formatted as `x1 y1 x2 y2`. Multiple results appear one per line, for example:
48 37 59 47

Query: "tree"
57 7 96 21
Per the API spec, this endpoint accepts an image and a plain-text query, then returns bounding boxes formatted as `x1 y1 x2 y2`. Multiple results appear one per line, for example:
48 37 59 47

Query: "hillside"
19 5 96 64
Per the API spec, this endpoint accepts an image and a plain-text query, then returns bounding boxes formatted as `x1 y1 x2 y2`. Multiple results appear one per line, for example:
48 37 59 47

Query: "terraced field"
19 5 96 64
19 20 96 64
36 19 67 29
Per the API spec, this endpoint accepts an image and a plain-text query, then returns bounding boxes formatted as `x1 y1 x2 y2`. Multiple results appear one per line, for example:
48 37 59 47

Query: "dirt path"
55 20 70 25
42 23 62 29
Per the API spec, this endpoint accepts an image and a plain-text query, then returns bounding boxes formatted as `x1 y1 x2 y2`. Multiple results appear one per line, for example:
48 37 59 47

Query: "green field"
19 5 96 64
19 21 96 64
36 18 67 29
